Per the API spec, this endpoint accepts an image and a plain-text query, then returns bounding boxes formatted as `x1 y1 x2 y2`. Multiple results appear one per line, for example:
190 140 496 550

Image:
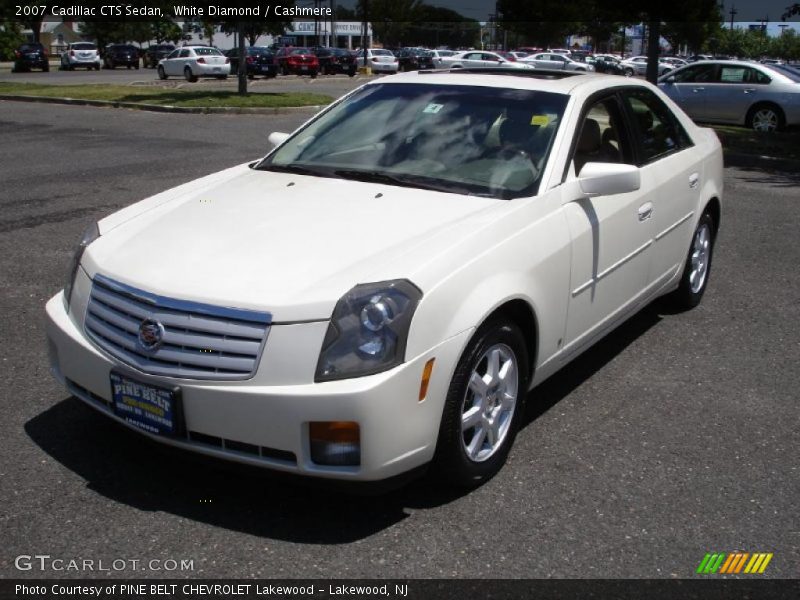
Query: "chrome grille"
85 275 270 380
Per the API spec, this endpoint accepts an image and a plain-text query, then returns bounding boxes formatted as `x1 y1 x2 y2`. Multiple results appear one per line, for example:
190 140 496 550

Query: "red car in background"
274 47 319 78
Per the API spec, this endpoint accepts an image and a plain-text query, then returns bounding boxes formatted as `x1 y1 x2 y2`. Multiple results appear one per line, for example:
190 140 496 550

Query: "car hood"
85 164 505 322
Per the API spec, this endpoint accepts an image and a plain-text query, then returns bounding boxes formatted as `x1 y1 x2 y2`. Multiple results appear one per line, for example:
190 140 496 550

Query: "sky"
338 0 800 23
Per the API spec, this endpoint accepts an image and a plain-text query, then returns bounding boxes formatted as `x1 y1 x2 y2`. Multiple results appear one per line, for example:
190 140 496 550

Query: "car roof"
370 69 651 97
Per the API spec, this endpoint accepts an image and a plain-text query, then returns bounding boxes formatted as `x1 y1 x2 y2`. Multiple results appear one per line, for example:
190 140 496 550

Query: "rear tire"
157 65 167 80
310 70 318 79
746 103 785 133
184 67 197 82
432 318 529 488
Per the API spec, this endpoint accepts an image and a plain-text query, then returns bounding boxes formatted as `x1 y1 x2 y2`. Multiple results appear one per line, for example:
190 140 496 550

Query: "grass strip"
0 82 331 108
711 125 800 161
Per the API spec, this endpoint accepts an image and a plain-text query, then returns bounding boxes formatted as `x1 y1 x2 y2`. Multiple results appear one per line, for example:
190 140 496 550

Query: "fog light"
309 421 360 466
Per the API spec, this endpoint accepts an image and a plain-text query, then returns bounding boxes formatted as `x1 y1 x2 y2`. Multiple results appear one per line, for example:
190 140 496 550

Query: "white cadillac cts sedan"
45 69 722 488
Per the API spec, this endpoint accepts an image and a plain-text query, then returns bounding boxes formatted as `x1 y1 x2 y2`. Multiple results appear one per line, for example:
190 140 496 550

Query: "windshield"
257 83 568 200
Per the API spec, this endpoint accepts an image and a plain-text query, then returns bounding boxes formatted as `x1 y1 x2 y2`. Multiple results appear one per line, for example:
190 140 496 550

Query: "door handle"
692 87 705 93
638 203 653 222
689 173 700 189
743 88 756 94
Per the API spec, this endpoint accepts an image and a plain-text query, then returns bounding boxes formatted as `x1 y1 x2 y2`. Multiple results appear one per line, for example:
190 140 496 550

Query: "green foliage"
0 19 26 60
710 27 800 59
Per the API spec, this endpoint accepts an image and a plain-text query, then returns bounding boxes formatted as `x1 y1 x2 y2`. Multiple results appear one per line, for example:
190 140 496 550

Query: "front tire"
668 211 716 310
433 318 529 487
157 65 167 80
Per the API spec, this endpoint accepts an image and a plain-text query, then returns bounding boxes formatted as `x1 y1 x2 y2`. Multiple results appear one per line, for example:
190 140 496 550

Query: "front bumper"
45 273 469 482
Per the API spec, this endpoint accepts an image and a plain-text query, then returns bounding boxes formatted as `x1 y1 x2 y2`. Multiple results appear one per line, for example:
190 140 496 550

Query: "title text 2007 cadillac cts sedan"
45 70 722 488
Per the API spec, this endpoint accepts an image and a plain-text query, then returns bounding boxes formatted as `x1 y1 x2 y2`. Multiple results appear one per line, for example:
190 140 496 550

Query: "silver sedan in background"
520 52 594 71
658 60 800 131
439 51 535 70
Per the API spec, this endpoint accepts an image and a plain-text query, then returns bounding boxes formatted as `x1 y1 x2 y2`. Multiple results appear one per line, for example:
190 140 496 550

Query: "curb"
0 94 328 114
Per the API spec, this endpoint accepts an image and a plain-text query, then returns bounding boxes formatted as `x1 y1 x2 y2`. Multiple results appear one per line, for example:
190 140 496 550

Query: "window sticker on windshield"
530 115 550 126
423 103 444 114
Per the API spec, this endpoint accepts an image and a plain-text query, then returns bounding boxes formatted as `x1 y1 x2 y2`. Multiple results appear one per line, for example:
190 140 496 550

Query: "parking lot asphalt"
1 100 798 579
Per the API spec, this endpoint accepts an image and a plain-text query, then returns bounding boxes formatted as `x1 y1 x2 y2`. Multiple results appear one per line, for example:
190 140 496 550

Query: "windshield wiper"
257 163 334 178
333 169 496 197
333 169 420 189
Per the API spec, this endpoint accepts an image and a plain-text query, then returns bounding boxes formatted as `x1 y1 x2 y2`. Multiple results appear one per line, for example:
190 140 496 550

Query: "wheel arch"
704 196 721 237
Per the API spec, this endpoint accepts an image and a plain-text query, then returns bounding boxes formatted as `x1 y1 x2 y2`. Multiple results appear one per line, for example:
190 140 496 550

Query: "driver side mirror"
578 163 641 197
268 132 290 148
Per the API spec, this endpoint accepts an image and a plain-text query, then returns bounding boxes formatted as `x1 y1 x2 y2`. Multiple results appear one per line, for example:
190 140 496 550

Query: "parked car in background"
658 60 800 131
12 42 49 72
521 52 594 71
46 70 722 489
687 54 713 62
428 49 457 68
396 48 435 72
61 42 101 71
661 57 688 68
102 44 140 70
587 54 625 75
439 51 535 70
142 44 175 69
355 48 399 73
620 55 673 77
224 46 277 79
313 47 357 76
274 47 320 77
157 46 230 82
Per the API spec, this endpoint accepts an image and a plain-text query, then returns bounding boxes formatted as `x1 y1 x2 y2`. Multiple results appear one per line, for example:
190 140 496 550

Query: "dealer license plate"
301 66 308 71
110 372 182 436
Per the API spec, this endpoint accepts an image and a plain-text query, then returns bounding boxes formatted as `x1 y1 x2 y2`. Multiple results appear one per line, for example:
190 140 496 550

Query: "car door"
561 93 656 350
161 49 179 75
702 65 771 124
659 63 717 121
619 88 700 287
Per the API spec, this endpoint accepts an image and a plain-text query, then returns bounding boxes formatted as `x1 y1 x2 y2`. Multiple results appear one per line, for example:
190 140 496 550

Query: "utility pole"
330 0 336 47
729 4 737 30
237 21 246 95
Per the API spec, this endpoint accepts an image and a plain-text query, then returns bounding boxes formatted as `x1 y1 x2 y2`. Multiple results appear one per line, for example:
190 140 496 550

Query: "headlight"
315 280 422 382
64 222 100 308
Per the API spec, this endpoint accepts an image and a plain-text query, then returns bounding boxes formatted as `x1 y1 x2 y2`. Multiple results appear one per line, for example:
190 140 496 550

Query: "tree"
9 2 46 43
0 19 25 60
783 4 800 19
497 0 584 48
219 19 290 47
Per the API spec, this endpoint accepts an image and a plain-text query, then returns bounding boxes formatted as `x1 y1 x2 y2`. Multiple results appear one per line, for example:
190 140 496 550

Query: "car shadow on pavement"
733 166 800 189
521 302 663 427
25 303 664 544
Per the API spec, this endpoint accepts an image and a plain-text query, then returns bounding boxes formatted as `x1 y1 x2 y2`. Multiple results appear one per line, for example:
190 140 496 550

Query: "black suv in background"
103 44 140 69
142 44 176 68
313 47 357 76
12 43 49 72
224 46 278 79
